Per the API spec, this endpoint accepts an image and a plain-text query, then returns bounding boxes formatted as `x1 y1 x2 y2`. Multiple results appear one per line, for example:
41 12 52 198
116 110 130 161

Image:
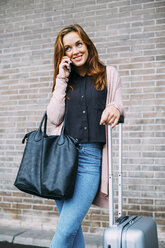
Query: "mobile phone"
65 61 71 73
68 62 71 73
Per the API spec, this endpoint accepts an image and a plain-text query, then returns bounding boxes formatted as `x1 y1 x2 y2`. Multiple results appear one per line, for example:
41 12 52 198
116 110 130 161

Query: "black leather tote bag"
14 112 79 200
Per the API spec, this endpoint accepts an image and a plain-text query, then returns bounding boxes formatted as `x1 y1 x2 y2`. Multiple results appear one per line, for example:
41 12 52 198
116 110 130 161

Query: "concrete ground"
0 242 42 248
0 225 164 248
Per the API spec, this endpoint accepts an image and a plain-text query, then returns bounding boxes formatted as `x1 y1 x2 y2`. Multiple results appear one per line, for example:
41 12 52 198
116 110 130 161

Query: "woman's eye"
65 46 71 52
77 42 82 47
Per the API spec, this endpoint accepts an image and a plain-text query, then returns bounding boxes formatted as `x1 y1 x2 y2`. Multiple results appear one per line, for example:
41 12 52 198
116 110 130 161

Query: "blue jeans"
50 143 102 248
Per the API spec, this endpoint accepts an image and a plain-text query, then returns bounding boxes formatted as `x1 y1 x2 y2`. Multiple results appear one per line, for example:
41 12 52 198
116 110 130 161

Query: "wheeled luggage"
103 119 159 248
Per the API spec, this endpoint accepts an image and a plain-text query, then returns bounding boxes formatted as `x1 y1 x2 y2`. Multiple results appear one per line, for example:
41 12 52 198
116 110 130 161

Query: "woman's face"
63 31 88 67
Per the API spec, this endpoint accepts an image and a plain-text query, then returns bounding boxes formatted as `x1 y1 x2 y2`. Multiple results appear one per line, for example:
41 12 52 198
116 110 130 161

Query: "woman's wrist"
56 74 69 82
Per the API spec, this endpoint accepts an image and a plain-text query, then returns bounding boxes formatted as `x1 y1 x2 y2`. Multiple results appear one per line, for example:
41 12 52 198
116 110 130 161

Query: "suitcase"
103 118 159 248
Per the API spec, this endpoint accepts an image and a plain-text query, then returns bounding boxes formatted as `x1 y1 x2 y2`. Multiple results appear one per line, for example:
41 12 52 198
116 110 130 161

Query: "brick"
142 206 165 212
3 197 22 203
128 198 153 205
156 18 165 24
156 219 165 225
33 205 54 211
3 208 22 215
82 220 101 228
12 192 32 198
45 211 59 217
155 213 165 218
155 200 165 206
156 55 165 61
128 211 153 217
0 202 11 208
0 191 12 197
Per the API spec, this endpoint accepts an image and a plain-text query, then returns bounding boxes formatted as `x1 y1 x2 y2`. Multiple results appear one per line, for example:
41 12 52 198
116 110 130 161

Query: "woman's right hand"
58 56 72 79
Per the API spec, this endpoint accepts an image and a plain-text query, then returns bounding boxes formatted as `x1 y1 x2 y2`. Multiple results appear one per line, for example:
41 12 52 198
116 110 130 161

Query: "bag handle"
34 112 47 141
34 111 66 144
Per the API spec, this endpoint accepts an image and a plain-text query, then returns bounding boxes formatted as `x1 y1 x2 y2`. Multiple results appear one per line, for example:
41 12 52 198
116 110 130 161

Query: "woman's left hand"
100 105 120 128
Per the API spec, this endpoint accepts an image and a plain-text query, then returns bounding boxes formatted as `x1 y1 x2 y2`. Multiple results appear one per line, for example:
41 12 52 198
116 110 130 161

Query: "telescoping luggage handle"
108 115 124 226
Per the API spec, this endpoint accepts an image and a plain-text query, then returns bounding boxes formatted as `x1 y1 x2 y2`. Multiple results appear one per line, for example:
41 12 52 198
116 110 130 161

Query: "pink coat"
47 65 124 208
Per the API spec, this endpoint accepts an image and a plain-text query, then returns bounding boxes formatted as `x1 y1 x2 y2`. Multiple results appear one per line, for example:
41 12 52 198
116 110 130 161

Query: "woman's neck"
73 65 87 77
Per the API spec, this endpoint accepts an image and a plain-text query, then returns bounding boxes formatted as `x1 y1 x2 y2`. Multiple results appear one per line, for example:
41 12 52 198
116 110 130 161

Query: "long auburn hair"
52 24 106 92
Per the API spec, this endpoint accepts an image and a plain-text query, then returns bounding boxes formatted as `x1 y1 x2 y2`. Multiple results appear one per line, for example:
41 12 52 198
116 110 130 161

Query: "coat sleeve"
47 76 68 126
106 66 125 116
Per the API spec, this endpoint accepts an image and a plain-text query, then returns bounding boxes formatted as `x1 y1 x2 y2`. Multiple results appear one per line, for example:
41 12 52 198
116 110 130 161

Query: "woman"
47 24 124 248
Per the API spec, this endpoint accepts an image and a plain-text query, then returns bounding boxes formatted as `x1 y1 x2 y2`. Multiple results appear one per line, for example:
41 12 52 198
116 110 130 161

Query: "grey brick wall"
0 0 165 241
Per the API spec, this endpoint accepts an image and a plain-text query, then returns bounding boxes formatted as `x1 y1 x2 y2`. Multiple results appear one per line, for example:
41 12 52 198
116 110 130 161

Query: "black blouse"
65 72 107 144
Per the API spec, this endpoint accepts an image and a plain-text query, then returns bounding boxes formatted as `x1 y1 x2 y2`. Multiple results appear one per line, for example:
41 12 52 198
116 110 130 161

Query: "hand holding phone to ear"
59 56 72 79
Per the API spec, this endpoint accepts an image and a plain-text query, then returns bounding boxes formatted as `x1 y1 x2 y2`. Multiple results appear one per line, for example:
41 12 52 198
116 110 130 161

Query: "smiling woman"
63 32 89 73
52 24 107 92
47 24 124 248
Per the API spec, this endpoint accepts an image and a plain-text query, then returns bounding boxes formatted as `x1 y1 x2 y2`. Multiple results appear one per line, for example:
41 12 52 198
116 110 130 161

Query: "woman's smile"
73 55 83 61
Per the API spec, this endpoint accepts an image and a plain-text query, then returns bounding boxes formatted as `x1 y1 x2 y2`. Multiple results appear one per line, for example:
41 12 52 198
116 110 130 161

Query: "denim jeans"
50 142 102 248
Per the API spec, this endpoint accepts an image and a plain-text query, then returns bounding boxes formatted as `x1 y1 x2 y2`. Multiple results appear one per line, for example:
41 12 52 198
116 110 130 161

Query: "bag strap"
60 98 69 136
34 112 47 141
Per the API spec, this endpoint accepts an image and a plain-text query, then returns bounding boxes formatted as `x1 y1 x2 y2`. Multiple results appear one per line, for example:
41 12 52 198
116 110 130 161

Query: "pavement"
0 225 102 248
0 225 165 248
